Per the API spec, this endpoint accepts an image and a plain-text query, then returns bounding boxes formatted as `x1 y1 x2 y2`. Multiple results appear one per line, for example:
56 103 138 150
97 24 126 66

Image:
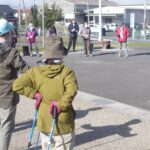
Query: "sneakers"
118 53 128 58
30 53 33 57
118 52 121 57
36 53 40 57
84 54 93 57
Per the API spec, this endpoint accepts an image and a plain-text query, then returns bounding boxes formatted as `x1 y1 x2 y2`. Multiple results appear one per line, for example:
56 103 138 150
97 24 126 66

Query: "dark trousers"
68 36 77 51
83 39 91 55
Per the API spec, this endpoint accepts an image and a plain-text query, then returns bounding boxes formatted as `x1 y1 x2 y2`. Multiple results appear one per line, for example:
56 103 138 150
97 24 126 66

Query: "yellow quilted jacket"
12 64 78 135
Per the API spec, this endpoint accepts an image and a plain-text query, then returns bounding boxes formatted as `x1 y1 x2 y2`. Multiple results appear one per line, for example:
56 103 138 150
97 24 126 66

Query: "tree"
29 2 63 28
44 2 63 29
29 5 41 27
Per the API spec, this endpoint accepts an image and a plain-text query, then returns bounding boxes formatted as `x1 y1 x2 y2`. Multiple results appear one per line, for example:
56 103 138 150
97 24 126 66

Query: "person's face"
72 20 75 24
84 22 88 27
121 24 125 28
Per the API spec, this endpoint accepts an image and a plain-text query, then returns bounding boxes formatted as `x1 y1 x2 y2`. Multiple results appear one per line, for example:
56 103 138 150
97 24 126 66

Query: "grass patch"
128 42 150 48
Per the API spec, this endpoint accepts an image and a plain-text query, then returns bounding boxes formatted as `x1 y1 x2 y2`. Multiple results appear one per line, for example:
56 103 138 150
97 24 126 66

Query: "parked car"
104 23 118 32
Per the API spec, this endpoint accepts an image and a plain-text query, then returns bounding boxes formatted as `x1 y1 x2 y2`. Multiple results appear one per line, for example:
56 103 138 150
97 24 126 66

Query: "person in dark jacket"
48 24 57 37
67 19 79 52
0 19 29 150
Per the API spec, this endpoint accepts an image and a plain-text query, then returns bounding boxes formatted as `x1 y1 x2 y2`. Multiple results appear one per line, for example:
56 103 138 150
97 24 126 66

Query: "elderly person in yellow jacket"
12 36 78 150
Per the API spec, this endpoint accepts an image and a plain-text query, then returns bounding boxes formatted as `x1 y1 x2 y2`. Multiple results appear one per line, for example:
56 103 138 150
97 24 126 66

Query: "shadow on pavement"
14 145 42 150
30 145 42 150
92 52 116 57
76 107 102 119
129 52 150 57
13 120 32 132
75 119 141 146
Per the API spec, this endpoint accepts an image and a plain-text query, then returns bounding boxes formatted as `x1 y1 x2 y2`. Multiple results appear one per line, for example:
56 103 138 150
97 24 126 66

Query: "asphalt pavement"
64 48 150 111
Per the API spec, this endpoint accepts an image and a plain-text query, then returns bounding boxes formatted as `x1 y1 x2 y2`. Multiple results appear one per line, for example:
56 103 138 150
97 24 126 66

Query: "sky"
0 0 147 8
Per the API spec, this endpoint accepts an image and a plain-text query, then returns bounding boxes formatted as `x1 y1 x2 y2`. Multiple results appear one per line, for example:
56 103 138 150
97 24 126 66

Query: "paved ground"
10 91 150 150
64 49 150 111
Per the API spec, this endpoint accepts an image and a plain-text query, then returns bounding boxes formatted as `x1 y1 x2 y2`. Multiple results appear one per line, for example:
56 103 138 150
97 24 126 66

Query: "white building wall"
93 6 124 15
90 5 150 26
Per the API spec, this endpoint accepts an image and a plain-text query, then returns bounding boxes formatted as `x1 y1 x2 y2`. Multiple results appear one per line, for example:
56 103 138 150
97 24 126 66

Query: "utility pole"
98 0 102 41
143 0 147 39
42 0 45 48
22 0 28 30
34 0 36 7
18 0 21 28
87 0 90 24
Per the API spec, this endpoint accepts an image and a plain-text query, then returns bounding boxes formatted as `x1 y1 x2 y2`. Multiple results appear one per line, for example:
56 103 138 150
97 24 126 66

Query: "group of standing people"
26 23 58 57
67 19 130 58
26 19 129 58
67 19 92 57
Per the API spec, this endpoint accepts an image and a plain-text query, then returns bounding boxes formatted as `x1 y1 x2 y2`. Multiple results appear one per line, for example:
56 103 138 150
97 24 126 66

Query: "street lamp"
98 0 102 41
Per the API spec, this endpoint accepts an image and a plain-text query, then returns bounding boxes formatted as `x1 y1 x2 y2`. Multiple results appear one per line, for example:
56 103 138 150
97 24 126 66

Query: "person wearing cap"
48 24 57 37
13 36 78 150
27 23 34 31
26 26 39 56
0 19 29 150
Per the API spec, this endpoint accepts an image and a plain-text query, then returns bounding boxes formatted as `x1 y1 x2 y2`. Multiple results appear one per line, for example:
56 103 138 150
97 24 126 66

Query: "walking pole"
34 132 40 150
27 109 38 150
47 106 57 150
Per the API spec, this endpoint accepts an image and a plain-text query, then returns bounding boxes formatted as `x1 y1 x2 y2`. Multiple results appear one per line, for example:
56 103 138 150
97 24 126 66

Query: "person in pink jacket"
116 23 129 57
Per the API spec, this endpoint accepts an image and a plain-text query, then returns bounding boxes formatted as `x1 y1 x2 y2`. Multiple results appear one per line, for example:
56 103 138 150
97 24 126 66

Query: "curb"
76 91 150 121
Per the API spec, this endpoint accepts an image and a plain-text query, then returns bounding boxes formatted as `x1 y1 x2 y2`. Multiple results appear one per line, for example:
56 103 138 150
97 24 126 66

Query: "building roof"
102 0 119 6
0 5 14 14
15 9 31 14
66 0 118 6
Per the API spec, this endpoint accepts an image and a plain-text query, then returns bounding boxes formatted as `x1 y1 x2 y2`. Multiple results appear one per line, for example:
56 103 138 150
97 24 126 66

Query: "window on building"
105 18 112 23
95 16 99 24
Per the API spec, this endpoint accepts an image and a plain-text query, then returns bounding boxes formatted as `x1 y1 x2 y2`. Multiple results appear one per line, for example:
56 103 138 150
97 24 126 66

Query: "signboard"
130 13 135 28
